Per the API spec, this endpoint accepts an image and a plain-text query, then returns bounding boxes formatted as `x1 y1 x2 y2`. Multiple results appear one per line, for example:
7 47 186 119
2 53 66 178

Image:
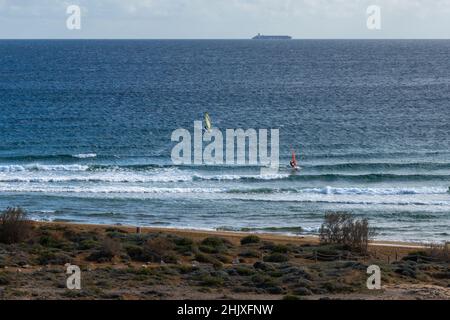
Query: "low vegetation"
240 235 261 245
0 209 448 300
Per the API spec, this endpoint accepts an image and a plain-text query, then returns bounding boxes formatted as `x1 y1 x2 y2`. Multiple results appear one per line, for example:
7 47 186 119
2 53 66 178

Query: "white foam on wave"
73 153 97 159
0 165 193 182
0 184 224 194
300 186 448 195
1 181 450 208
0 173 193 183
0 164 288 183
194 173 290 181
0 164 89 172
224 194 450 206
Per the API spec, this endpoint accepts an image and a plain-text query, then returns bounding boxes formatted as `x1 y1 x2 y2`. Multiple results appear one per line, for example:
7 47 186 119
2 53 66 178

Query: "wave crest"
0 164 89 172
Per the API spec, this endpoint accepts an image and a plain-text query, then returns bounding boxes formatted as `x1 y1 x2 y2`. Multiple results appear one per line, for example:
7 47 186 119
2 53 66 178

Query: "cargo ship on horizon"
252 33 292 40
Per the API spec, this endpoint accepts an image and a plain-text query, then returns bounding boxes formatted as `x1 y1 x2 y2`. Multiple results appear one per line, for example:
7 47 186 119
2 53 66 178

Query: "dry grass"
0 207 33 244
424 242 450 262
319 212 375 253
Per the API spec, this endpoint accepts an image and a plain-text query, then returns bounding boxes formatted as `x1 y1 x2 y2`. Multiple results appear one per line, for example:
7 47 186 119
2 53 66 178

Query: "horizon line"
1 38 450 41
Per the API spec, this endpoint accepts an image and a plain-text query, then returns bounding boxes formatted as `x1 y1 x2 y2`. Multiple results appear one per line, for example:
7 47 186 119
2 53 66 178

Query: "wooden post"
387 255 390 264
136 226 141 234
395 250 398 261
314 251 317 263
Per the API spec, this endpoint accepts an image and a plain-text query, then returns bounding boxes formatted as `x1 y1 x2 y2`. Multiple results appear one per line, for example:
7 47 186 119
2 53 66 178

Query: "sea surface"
0 40 449 242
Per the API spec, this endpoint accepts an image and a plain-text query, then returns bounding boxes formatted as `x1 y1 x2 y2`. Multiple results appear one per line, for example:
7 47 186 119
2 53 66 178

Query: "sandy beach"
50 222 425 251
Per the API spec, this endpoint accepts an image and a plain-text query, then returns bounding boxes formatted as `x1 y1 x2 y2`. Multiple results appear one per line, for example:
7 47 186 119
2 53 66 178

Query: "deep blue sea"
0 40 449 242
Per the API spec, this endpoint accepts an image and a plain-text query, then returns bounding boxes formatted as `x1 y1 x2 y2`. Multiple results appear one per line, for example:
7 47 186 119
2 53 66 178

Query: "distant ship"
252 33 292 40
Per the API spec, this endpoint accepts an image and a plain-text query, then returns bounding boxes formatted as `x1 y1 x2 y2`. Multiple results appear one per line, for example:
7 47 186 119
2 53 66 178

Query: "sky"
0 0 449 39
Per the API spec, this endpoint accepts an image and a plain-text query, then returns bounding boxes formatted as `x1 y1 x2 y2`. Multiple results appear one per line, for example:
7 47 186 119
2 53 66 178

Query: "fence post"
314 251 317 263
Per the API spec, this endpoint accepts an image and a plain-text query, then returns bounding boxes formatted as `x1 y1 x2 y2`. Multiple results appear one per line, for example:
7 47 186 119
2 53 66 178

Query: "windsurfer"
289 159 296 168
290 149 298 170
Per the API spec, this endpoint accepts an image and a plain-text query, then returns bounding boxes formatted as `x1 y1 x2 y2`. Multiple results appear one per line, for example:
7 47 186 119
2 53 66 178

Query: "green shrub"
173 237 196 255
235 266 256 276
271 244 289 253
78 239 99 250
0 272 11 285
195 253 212 263
199 245 220 254
64 231 99 244
39 233 70 249
173 237 194 246
87 238 122 262
125 244 146 261
202 237 229 247
177 265 194 274
200 237 230 254
214 254 231 264
251 274 278 288
143 237 175 262
239 250 260 258
162 253 179 264
394 263 417 278
263 253 289 263
195 253 223 268
262 242 290 253
292 287 312 296
266 286 283 294
38 251 72 265
105 227 128 234
240 235 261 245
322 281 354 293
253 261 276 272
198 275 225 287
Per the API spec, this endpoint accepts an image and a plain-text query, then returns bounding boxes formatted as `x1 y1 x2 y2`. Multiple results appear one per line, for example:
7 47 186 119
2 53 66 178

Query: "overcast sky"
0 0 449 39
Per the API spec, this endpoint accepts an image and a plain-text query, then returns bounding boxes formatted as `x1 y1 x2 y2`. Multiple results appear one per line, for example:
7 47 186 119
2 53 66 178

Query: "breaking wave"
226 186 448 195
0 164 89 172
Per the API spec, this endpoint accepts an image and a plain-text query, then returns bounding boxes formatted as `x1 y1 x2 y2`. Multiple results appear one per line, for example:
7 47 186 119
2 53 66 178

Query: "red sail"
291 150 297 166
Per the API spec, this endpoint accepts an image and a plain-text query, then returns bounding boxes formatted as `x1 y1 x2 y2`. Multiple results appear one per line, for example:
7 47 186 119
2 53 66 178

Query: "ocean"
0 39 449 242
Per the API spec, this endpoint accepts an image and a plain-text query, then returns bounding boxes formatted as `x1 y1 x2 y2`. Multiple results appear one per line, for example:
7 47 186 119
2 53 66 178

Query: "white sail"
204 112 212 132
